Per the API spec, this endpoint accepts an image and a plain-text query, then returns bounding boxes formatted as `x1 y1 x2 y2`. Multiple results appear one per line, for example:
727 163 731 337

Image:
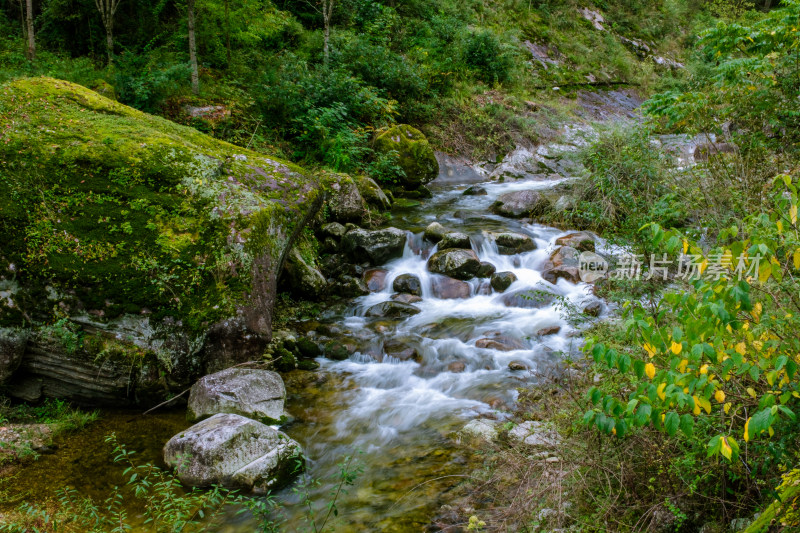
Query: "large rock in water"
490 190 551 218
187 368 286 424
491 232 536 255
427 249 482 280
164 413 302 493
341 227 407 265
374 125 439 189
0 78 322 403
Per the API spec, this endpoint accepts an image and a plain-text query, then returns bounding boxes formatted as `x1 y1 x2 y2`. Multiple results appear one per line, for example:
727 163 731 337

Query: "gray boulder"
548 246 580 268
424 222 447 243
326 175 366 223
187 367 286 424
0 327 28 384
490 190 551 218
341 227 407 265
427 249 482 280
164 413 302 493
354 175 392 211
463 185 487 196
492 232 536 255
283 248 327 299
542 266 581 284
477 261 496 278
555 232 595 252
438 232 471 250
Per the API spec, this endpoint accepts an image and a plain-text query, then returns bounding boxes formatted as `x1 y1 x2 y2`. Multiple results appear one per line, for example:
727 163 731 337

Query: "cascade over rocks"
374 125 439 189
341 227 407 265
490 190 551 218
427 249 482 280
0 78 323 403
164 413 302 493
187 367 286 424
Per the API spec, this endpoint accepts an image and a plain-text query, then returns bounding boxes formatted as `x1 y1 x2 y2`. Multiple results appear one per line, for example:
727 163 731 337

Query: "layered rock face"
0 77 323 403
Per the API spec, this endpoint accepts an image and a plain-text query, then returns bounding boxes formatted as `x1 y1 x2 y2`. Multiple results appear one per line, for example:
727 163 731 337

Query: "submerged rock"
476 337 525 351
427 249 482 280
365 301 421 318
374 125 439 189
431 276 471 299
393 273 423 296
164 413 302 493
537 326 561 336
492 232 536 255
501 287 558 309
508 360 529 371
438 232 472 251
391 293 423 304
341 227 407 265
187 368 286 424
463 185 487 196
363 268 389 292
490 271 517 292
490 190 551 218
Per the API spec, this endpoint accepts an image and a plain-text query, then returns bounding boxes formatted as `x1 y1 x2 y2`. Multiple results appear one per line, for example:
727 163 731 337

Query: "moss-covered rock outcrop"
374 124 439 190
0 77 322 401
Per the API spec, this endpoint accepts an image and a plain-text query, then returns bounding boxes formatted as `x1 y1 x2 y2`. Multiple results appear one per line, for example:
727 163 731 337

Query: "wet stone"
447 361 466 373
542 265 581 284
536 326 561 336
549 245 581 268
427 249 482 280
477 261 496 278
363 268 388 292
493 232 536 255
475 337 525 351
555 231 595 252
501 287 558 309
431 276 471 299
438 232 471 250
365 301 422 318
463 185 488 196
393 273 422 296
391 293 423 304
583 300 603 317
423 222 447 243
490 271 517 292
508 361 529 371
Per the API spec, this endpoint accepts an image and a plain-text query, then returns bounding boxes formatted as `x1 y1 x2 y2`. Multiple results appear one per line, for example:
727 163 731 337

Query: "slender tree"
25 0 35 61
321 0 334 65
94 0 122 65
188 0 199 94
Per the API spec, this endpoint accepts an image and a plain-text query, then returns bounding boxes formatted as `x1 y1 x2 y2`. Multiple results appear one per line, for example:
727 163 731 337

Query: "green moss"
0 77 322 337
373 125 438 188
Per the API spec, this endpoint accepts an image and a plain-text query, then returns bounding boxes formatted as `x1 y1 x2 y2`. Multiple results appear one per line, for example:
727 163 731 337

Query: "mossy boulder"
0 77 323 401
374 125 439 189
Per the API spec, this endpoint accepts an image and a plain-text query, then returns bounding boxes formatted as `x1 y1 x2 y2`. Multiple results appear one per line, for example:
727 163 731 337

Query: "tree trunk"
25 0 35 61
106 24 113 65
322 0 332 66
188 0 199 94
225 0 231 65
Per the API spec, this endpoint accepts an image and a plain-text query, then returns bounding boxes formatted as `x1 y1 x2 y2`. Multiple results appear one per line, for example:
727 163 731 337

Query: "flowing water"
2 92 647 530
243 166 613 531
